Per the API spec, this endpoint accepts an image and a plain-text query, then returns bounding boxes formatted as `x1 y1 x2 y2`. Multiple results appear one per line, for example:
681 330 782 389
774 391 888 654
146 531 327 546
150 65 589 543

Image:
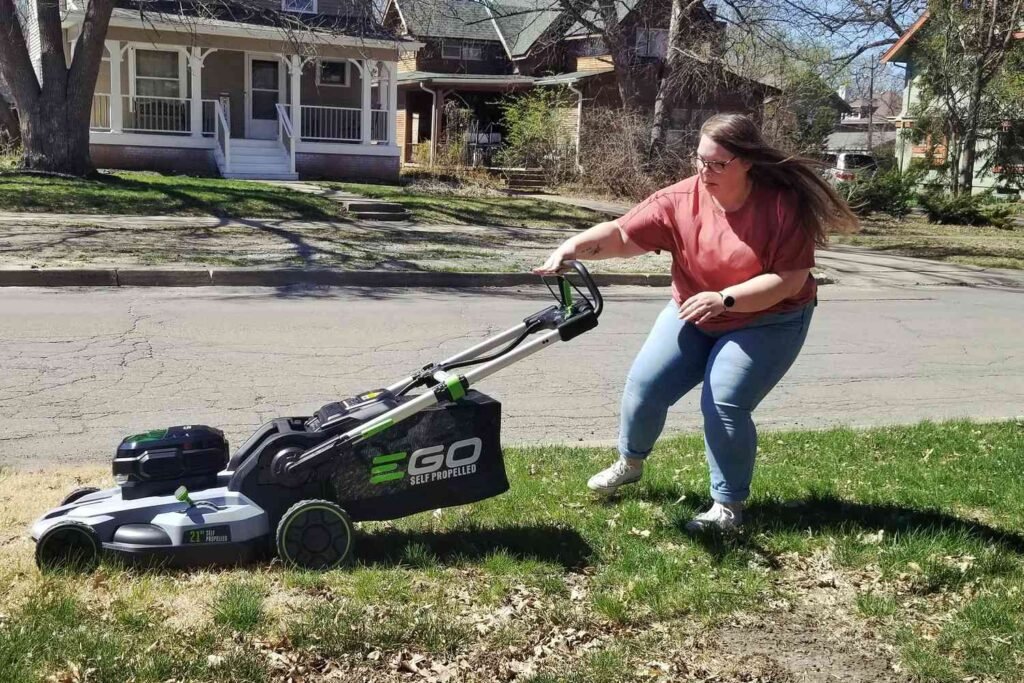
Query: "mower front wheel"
35 521 101 573
276 499 354 570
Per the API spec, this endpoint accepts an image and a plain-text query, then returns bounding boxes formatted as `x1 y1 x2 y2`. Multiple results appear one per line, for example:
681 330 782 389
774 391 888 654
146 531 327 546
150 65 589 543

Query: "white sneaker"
684 502 744 532
587 457 643 494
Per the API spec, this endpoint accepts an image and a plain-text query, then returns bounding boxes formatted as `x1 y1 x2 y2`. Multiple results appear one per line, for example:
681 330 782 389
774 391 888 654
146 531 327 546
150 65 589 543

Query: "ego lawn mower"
31 261 602 572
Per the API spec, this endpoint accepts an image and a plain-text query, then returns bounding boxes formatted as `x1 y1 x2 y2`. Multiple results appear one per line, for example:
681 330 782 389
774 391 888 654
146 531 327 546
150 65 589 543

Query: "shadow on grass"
0 172 344 220
355 524 592 570
88 524 592 576
633 483 1024 567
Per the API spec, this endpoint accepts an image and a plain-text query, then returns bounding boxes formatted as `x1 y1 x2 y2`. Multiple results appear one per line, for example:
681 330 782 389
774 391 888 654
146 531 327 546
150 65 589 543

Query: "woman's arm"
678 269 811 323
533 220 648 274
720 269 810 313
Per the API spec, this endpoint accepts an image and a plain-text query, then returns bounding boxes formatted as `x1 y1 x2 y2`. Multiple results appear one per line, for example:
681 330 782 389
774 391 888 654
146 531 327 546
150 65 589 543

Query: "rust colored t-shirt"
616 175 817 332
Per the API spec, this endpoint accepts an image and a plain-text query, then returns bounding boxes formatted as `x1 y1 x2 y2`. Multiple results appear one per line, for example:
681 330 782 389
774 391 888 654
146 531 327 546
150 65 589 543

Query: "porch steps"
504 168 548 192
221 139 298 181
342 200 411 222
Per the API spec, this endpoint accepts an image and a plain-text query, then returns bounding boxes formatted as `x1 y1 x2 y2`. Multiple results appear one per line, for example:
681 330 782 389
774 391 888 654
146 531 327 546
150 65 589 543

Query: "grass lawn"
0 172 346 220
2 420 1022 682
324 182 609 229
832 215 1024 270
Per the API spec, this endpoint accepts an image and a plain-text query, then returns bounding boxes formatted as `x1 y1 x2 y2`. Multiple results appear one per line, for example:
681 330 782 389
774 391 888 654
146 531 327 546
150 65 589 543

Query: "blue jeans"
618 300 815 503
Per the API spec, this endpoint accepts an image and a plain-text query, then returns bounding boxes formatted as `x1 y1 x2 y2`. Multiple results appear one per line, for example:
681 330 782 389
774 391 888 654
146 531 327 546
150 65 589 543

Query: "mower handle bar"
554 260 603 319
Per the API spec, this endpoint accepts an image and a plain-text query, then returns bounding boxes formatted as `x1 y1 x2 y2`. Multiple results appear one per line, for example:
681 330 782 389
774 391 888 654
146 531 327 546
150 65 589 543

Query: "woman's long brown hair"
700 113 859 247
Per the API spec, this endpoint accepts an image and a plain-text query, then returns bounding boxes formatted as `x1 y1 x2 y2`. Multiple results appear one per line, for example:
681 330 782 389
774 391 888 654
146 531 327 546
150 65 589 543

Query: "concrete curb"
0 268 836 288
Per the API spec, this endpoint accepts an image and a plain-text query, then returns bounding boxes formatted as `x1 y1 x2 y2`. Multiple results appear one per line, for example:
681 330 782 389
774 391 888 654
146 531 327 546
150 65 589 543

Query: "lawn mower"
30 261 603 572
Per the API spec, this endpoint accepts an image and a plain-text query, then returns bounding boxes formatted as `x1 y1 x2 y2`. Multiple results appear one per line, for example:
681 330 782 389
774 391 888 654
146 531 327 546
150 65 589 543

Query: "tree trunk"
957 58 986 196
648 0 688 159
0 0 112 175
19 94 94 175
594 0 641 112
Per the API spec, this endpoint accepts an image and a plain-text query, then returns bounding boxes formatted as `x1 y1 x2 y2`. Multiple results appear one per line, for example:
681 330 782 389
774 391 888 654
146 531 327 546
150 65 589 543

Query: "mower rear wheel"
35 521 101 573
60 487 100 506
276 500 354 570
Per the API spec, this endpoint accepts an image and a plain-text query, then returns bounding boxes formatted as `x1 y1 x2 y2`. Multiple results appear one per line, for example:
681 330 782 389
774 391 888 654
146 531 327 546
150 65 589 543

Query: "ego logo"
369 438 482 487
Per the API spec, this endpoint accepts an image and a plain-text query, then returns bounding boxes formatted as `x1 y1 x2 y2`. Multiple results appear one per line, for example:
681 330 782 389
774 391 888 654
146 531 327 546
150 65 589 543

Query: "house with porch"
381 0 771 168
24 1 420 180
881 11 1024 195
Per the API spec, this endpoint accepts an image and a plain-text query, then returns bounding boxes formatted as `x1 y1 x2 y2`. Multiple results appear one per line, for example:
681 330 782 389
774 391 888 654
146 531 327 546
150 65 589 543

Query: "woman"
535 114 858 531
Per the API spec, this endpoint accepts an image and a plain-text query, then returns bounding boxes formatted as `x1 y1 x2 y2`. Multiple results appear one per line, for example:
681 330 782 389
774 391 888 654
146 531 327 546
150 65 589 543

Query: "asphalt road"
1 284 1021 470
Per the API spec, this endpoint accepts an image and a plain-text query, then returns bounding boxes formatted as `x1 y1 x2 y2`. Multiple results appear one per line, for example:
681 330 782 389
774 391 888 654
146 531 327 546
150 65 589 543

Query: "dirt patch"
695 550 906 683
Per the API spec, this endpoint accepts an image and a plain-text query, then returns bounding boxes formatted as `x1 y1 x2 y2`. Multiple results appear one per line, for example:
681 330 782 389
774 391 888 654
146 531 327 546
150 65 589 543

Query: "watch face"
724 295 735 308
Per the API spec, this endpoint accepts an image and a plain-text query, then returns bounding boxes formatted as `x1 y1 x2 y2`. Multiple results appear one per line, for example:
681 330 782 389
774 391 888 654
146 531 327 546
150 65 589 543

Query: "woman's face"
695 135 751 195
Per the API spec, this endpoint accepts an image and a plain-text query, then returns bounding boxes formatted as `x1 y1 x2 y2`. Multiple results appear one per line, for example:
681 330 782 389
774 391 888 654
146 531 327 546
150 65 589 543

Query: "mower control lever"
556 260 603 319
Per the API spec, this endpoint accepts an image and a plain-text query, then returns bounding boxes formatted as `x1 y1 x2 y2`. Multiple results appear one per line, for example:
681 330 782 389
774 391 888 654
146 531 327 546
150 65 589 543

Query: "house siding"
413 38 512 75
103 26 398 63
249 0 374 18
574 55 613 71
15 0 43 82
202 50 246 138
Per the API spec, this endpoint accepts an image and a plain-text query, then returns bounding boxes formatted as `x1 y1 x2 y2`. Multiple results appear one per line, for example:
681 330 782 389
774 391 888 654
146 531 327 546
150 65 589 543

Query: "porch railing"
276 103 297 175
123 95 189 134
90 94 216 135
301 105 361 142
214 100 231 173
371 109 388 143
202 100 216 137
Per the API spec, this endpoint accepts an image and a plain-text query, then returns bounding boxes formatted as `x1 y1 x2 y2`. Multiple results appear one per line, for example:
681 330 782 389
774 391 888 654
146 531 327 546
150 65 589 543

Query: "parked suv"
822 152 879 184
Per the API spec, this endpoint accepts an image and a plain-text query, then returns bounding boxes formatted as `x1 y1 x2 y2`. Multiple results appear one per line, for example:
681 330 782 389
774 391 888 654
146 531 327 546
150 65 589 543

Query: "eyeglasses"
693 155 736 174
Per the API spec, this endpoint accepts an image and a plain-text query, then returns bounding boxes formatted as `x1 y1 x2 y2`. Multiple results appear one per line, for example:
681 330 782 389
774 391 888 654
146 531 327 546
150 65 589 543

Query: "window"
577 38 608 57
316 60 350 87
636 28 669 58
441 40 483 61
282 0 316 12
135 48 182 98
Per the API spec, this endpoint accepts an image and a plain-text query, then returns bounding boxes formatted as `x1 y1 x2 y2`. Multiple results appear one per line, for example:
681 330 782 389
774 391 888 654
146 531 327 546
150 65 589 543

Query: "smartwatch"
720 292 735 309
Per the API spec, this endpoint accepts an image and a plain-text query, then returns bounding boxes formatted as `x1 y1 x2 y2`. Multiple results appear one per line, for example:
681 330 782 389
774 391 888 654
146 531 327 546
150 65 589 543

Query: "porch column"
106 40 122 133
361 60 372 145
387 62 398 145
190 46 203 137
289 55 301 136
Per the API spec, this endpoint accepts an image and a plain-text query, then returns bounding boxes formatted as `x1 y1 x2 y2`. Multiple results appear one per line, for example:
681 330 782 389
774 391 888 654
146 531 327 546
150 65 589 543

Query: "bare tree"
911 0 1024 194
0 0 115 175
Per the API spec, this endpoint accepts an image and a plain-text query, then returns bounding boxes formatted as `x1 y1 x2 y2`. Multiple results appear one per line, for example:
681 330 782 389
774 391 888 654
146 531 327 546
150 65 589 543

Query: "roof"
880 12 930 64
486 0 564 58
826 129 898 152
389 0 562 59
881 11 1023 63
106 0 407 43
391 0 504 40
564 0 639 38
533 67 614 85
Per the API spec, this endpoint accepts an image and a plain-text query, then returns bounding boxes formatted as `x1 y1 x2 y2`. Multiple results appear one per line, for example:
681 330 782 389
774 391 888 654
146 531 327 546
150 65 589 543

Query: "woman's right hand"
533 242 576 275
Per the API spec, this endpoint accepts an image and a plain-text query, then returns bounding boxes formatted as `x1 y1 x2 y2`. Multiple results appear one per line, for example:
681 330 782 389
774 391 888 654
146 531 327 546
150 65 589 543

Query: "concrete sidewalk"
526 193 1024 290
0 208 1021 290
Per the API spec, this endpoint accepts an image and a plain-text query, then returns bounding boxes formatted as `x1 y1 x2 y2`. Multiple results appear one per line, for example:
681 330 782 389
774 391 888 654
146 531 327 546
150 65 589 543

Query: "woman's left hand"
678 291 726 324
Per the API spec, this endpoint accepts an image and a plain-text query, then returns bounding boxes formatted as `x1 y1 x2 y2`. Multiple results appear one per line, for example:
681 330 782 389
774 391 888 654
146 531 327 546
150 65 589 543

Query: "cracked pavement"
1 284 1021 470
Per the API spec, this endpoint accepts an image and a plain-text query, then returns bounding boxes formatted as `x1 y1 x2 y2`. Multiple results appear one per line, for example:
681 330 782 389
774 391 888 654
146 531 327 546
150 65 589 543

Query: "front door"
247 56 282 139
